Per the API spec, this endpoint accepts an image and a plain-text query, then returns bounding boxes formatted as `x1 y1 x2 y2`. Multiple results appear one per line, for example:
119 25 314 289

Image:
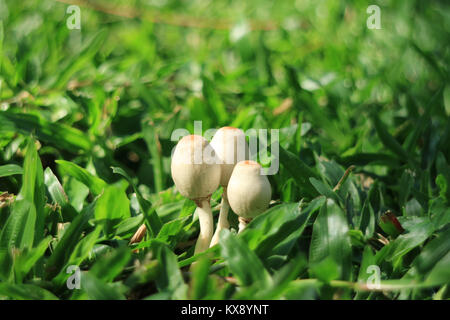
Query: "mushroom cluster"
170 127 271 255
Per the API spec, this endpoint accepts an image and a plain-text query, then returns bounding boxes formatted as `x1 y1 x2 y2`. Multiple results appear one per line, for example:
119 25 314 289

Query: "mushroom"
171 135 221 254
227 160 271 232
209 127 249 247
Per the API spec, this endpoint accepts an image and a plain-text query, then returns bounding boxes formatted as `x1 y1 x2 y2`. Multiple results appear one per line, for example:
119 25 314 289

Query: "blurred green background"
1 0 449 193
0 0 449 300
1 0 448 189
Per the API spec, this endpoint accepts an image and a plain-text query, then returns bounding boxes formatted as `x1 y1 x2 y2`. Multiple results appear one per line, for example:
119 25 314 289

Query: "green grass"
0 0 449 300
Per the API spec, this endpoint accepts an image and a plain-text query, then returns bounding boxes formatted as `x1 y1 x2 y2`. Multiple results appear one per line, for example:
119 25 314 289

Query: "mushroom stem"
210 187 230 247
238 216 252 233
194 198 214 255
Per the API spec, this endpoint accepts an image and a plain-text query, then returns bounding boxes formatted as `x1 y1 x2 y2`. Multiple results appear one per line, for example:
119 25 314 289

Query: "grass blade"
309 199 352 280
0 283 58 300
278 146 320 198
220 229 272 289
0 164 23 177
56 160 107 196
0 112 92 152
111 166 162 236
0 199 36 250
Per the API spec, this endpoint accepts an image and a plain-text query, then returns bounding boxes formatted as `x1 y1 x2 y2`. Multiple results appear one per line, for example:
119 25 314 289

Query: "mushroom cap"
171 135 221 200
227 160 271 219
210 127 248 187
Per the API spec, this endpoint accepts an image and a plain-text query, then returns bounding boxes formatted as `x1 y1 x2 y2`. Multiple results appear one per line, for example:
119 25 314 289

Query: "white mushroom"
171 135 221 254
209 127 248 247
227 160 271 232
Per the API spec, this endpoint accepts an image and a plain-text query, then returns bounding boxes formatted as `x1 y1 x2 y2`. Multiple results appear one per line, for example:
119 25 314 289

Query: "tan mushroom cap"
171 135 221 200
227 160 271 219
210 127 249 187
